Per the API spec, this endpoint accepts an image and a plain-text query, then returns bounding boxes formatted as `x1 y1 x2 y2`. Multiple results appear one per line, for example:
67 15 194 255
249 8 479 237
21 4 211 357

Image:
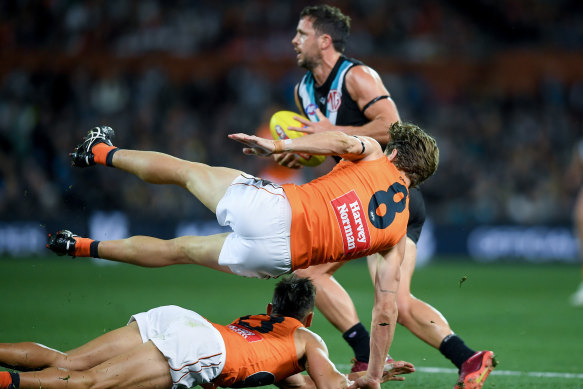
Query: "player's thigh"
294 261 347 279
88 341 171 389
64 322 143 371
175 233 234 273
182 163 244 213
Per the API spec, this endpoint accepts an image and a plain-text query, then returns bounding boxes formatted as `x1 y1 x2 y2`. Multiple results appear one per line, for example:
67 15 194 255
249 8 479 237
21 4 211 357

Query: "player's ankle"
92 143 119 166
342 322 370 363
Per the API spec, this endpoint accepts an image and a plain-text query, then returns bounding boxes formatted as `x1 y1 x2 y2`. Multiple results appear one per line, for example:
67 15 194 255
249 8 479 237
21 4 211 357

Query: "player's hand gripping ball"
269 111 326 167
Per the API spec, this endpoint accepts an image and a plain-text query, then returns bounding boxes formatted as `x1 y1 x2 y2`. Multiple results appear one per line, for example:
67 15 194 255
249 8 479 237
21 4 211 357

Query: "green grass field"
1 256 582 388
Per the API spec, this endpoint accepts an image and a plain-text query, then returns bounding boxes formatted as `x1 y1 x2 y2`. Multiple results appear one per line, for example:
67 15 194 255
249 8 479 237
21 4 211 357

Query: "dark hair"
300 4 351 53
271 276 315 321
385 122 439 188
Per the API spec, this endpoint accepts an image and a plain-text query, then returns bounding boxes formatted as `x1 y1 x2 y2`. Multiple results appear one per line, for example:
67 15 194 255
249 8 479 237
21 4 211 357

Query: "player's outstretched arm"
278 328 414 389
229 132 383 162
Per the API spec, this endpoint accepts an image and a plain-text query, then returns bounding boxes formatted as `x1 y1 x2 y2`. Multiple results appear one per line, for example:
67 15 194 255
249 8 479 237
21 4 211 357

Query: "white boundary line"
337 364 583 379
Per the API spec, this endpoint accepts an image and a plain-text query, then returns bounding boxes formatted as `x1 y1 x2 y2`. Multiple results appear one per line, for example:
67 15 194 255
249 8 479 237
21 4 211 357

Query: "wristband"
273 139 292 153
353 136 366 154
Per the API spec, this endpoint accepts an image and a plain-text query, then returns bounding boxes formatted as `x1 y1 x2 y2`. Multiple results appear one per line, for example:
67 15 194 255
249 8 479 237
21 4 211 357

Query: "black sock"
439 334 476 370
9 372 20 389
342 322 370 362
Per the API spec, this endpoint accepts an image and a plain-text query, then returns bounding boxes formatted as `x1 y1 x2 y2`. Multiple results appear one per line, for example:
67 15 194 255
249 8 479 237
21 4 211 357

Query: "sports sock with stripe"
92 143 118 166
439 334 476 370
0 372 19 389
73 237 100 258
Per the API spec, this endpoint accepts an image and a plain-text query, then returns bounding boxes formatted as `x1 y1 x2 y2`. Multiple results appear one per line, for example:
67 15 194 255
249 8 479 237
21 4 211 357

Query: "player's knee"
396 295 414 326
60 354 96 371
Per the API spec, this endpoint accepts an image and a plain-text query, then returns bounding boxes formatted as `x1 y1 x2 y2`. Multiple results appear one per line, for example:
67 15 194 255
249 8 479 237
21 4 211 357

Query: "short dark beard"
299 57 317 71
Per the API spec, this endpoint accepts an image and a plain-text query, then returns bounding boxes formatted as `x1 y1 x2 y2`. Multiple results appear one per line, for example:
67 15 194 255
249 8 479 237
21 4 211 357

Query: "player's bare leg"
97 233 233 272
15 341 171 389
110 149 242 213
294 261 358 333
70 126 243 213
0 322 172 389
0 323 143 372
294 261 373 370
48 228 235 274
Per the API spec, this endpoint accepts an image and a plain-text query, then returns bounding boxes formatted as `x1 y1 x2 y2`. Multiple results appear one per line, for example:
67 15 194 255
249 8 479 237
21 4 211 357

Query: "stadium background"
1 1 583 387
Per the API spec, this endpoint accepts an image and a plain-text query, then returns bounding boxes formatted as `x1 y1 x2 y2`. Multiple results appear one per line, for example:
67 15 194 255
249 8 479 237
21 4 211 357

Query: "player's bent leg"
61 322 144 371
111 150 244 213
294 262 372 371
17 341 172 389
0 324 143 373
294 261 357 333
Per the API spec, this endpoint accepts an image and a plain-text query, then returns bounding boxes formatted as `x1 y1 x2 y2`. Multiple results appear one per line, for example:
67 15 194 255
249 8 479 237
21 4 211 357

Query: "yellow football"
269 110 326 167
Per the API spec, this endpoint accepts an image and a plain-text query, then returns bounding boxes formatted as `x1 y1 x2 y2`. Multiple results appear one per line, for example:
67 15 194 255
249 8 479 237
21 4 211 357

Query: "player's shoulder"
296 327 325 346
346 63 382 83
344 62 385 97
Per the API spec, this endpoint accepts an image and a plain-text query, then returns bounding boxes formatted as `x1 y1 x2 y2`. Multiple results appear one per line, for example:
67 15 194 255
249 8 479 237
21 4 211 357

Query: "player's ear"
319 33 333 50
387 148 398 161
304 312 314 328
266 303 273 315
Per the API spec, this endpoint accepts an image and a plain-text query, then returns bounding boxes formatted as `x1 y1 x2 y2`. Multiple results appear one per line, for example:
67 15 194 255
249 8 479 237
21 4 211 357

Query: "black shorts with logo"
407 187 426 244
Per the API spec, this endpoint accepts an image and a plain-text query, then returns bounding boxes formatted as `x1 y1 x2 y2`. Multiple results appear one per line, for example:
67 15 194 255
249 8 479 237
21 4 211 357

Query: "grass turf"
1 256 582 388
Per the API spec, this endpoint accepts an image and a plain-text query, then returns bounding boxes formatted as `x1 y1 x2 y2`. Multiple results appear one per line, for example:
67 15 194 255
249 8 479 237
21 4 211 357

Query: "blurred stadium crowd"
1 0 583 226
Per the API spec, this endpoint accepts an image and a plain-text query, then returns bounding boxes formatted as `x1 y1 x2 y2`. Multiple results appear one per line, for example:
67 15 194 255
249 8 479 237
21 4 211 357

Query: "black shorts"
407 187 426 244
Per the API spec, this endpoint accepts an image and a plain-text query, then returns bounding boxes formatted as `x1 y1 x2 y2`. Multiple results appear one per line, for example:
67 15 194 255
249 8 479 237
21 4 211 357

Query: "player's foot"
350 354 394 373
47 230 79 256
455 350 497 389
70 126 115 167
570 283 583 307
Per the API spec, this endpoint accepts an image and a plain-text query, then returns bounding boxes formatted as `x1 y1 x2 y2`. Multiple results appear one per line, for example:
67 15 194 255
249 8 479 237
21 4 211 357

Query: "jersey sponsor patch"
306 103 318 116
327 90 342 112
227 324 263 342
331 190 371 255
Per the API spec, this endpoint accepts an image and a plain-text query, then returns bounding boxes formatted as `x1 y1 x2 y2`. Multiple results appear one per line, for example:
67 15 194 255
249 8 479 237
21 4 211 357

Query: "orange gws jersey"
283 157 409 270
211 314 303 387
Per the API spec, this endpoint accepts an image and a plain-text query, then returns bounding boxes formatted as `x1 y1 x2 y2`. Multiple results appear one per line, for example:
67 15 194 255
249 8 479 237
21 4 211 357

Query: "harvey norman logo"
331 190 371 256
227 324 263 342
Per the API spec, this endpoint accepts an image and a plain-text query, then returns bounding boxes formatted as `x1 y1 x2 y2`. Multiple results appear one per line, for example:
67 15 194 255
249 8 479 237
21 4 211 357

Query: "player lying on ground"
0 277 415 389
47 122 438 388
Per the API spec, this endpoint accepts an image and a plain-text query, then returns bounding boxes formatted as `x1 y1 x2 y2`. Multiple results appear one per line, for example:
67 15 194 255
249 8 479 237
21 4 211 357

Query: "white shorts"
216 174 292 279
130 305 226 388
